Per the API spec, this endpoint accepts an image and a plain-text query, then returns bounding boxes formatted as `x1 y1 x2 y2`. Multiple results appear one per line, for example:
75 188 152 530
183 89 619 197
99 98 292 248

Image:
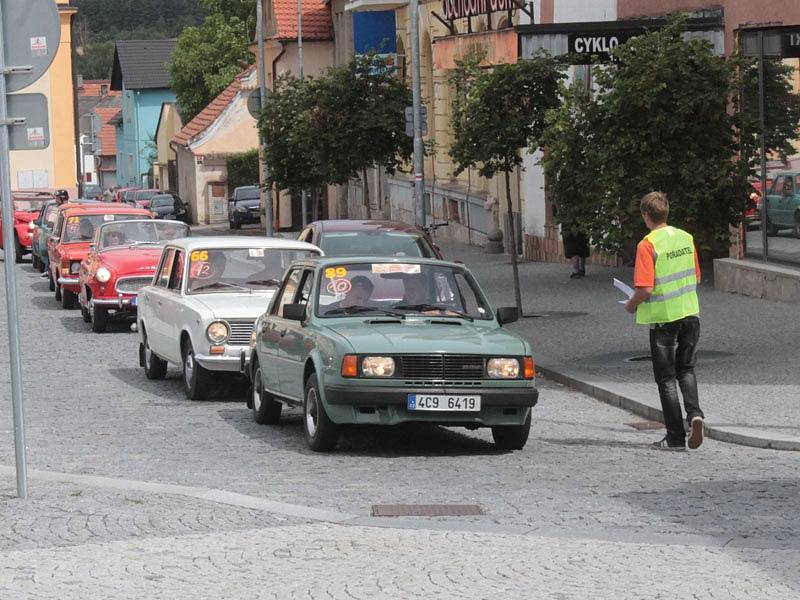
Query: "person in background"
562 224 590 279
624 191 704 451
55 189 69 205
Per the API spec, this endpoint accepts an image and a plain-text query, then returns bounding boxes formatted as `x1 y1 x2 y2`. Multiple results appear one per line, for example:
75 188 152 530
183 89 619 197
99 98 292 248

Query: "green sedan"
246 257 539 452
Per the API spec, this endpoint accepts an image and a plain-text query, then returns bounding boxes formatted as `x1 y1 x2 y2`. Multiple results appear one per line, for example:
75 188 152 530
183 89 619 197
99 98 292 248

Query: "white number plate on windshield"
407 394 481 412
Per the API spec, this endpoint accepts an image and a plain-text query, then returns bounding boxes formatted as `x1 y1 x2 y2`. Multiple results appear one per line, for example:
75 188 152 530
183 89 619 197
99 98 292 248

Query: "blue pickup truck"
765 171 800 237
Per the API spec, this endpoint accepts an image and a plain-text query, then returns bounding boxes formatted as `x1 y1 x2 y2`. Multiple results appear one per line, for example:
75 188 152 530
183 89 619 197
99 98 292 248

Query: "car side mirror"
283 303 306 322
496 306 519 326
89 243 96 251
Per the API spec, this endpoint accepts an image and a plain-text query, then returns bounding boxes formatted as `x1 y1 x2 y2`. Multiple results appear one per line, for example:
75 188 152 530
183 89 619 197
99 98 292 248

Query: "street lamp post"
298 0 308 228
409 0 425 228
256 0 273 236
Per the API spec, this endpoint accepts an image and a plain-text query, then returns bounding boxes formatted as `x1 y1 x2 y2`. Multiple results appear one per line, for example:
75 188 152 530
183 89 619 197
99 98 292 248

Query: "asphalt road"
1 246 798 598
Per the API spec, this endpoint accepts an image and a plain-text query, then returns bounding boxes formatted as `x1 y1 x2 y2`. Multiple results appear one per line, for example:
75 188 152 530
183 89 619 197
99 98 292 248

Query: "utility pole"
256 0 273 236
409 0 425 228
298 0 308 227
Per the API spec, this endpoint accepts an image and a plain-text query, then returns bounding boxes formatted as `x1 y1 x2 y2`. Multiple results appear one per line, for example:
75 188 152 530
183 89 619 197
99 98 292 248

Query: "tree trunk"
505 169 523 315
362 168 372 219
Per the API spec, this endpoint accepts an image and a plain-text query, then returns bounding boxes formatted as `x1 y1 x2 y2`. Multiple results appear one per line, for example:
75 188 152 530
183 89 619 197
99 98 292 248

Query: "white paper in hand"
613 278 634 300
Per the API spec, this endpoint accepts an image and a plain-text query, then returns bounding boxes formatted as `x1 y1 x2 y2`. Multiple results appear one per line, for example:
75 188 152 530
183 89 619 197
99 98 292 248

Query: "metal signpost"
0 0 61 499
409 0 425 228
297 0 308 227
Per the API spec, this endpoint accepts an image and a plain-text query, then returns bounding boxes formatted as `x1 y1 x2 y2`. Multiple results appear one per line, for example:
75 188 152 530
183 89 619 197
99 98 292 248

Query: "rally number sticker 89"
407 394 481 412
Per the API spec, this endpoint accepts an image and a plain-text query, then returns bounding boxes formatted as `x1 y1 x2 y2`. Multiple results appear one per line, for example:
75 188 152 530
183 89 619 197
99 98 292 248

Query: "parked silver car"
137 236 322 400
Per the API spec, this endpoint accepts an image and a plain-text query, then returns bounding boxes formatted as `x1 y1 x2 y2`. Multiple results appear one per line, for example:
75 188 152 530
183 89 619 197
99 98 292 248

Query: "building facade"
110 40 178 188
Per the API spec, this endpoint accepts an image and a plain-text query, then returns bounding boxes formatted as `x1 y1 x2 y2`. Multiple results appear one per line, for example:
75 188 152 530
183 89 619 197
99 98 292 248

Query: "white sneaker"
688 416 704 449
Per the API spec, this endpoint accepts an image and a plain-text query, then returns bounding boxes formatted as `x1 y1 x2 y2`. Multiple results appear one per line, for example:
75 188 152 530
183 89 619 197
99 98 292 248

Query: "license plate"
131 296 137 306
407 394 481 412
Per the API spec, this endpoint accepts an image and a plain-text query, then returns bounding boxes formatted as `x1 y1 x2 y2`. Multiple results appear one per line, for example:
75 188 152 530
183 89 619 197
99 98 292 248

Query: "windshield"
316 262 491 319
135 190 157 201
13 199 48 212
96 220 189 250
150 196 175 209
43 204 58 226
319 230 436 258
187 247 320 294
63 213 148 243
235 188 260 201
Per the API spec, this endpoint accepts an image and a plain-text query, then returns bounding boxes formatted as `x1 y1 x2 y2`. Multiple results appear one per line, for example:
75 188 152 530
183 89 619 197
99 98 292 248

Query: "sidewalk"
440 240 800 451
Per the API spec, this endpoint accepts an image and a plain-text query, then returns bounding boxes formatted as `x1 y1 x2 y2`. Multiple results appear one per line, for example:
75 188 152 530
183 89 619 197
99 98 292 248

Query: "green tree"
226 149 260 191
200 0 256 38
169 13 253 121
449 52 565 313
541 17 752 258
76 41 115 79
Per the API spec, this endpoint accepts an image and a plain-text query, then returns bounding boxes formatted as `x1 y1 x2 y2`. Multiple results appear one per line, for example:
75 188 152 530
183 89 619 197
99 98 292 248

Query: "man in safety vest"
625 191 704 450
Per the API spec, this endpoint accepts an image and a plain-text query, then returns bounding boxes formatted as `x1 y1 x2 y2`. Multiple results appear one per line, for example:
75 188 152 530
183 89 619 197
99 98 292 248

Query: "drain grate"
625 420 664 430
371 504 484 517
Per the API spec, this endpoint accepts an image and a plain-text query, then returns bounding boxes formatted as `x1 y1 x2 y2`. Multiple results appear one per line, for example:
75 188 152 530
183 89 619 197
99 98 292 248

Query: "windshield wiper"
128 241 162 247
392 303 474 321
192 281 252 293
245 278 281 287
324 305 405 318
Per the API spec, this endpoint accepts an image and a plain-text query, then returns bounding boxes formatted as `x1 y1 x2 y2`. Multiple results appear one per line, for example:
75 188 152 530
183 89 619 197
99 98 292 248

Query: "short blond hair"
640 191 669 224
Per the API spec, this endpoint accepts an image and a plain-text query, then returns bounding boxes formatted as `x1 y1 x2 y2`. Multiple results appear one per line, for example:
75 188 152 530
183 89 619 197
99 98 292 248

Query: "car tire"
80 302 91 323
251 360 282 424
766 218 779 237
182 338 210 401
31 254 40 271
793 213 800 239
230 219 241 230
61 288 77 310
491 412 531 451
141 336 168 380
48 270 55 291
54 281 62 301
303 372 339 452
13 236 24 263
91 305 108 332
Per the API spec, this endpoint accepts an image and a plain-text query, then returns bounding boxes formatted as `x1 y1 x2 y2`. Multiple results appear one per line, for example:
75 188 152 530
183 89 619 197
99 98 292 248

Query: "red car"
132 188 160 209
0 191 54 262
78 219 190 332
47 205 153 309
115 187 139 203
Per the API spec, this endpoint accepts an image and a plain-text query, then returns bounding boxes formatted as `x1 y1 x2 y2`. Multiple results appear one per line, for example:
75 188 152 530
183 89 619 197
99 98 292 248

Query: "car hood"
192 291 275 319
14 212 37 224
100 247 163 275
322 319 527 355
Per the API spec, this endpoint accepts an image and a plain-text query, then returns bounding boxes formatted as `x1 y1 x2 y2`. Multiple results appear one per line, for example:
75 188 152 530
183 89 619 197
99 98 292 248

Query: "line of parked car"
18 197 539 452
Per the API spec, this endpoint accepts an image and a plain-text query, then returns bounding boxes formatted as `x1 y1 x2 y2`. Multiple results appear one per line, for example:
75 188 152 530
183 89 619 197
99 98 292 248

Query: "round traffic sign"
2 0 61 93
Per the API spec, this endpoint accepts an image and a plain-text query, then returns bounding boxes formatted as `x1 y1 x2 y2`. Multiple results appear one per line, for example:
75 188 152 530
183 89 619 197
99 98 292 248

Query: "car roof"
61 206 152 217
299 256 464 270
163 236 323 253
310 219 424 234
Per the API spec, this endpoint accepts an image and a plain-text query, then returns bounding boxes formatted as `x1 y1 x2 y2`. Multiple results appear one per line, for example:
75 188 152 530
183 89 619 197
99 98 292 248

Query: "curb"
536 362 800 452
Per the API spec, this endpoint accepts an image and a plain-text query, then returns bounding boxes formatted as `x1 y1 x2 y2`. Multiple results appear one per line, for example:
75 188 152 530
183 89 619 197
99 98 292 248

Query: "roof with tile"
271 0 332 41
171 65 256 149
110 39 177 91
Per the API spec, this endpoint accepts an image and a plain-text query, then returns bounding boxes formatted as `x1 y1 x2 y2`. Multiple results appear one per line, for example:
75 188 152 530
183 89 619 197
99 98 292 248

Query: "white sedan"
137 236 322 400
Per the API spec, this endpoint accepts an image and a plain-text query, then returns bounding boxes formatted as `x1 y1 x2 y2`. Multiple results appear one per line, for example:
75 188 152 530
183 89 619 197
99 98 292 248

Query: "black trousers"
649 316 704 445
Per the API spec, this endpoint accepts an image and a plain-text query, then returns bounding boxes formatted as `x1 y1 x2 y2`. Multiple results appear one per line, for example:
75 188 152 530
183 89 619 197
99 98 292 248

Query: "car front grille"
115 276 153 294
397 355 487 380
227 319 255 345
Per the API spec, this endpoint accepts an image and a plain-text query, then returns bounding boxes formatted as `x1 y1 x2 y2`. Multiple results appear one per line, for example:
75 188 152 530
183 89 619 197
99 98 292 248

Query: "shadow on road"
107 367 248 402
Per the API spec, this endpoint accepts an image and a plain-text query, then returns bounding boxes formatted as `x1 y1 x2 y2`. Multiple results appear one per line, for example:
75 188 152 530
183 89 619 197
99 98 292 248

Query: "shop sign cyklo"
443 0 515 21
567 31 638 63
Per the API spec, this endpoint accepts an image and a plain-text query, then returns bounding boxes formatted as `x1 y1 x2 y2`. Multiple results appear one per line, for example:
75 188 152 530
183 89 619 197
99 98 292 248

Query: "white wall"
554 0 616 22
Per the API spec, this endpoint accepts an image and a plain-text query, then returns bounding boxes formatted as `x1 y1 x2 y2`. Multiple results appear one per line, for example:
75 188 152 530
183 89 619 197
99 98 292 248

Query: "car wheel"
793 213 800 239
303 372 339 452
13 236 24 263
61 288 77 309
251 361 282 424
181 338 209 401
141 335 168 380
491 412 531 451
766 218 779 237
230 219 241 230
48 270 55 291
80 302 91 323
91 305 108 332
54 281 62 301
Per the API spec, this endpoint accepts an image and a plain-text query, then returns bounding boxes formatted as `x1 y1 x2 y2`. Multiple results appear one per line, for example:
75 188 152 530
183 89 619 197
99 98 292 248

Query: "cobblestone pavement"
1 251 799 597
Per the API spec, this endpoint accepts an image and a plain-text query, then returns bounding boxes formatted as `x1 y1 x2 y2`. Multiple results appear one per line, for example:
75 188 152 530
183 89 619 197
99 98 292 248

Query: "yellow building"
8 1 78 194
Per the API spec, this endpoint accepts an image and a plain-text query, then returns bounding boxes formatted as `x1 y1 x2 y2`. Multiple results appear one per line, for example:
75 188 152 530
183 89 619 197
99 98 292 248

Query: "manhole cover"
522 311 588 319
625 420 664 430
371 504 484 517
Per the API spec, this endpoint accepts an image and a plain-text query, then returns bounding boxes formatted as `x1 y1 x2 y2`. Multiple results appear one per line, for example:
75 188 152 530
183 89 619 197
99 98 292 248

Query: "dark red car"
47 205 153 309
132 188 160 209
78 219 190 332
0 191 54 262
296 220 444 258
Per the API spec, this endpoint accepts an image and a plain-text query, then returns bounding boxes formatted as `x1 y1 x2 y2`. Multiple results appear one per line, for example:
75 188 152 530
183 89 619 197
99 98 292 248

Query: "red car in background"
133 188 160 209
47 204 153 309
115 187 139 203
746 178 775 229
78 219 190 332
0 191 54 262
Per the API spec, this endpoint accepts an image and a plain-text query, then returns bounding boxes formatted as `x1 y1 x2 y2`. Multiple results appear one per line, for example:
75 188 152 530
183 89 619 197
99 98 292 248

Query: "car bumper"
232 213 260 224
325 385 539 407
91 296 137 311
196 346 251 372
57 277 80 291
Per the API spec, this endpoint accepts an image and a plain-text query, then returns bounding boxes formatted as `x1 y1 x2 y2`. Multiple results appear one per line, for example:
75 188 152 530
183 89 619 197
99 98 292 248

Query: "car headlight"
96 267 111 283
70 261 81 275
487 358 520 378
28 221 36 231
361 356 395 377
206 321 229 344
250 329 257 348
